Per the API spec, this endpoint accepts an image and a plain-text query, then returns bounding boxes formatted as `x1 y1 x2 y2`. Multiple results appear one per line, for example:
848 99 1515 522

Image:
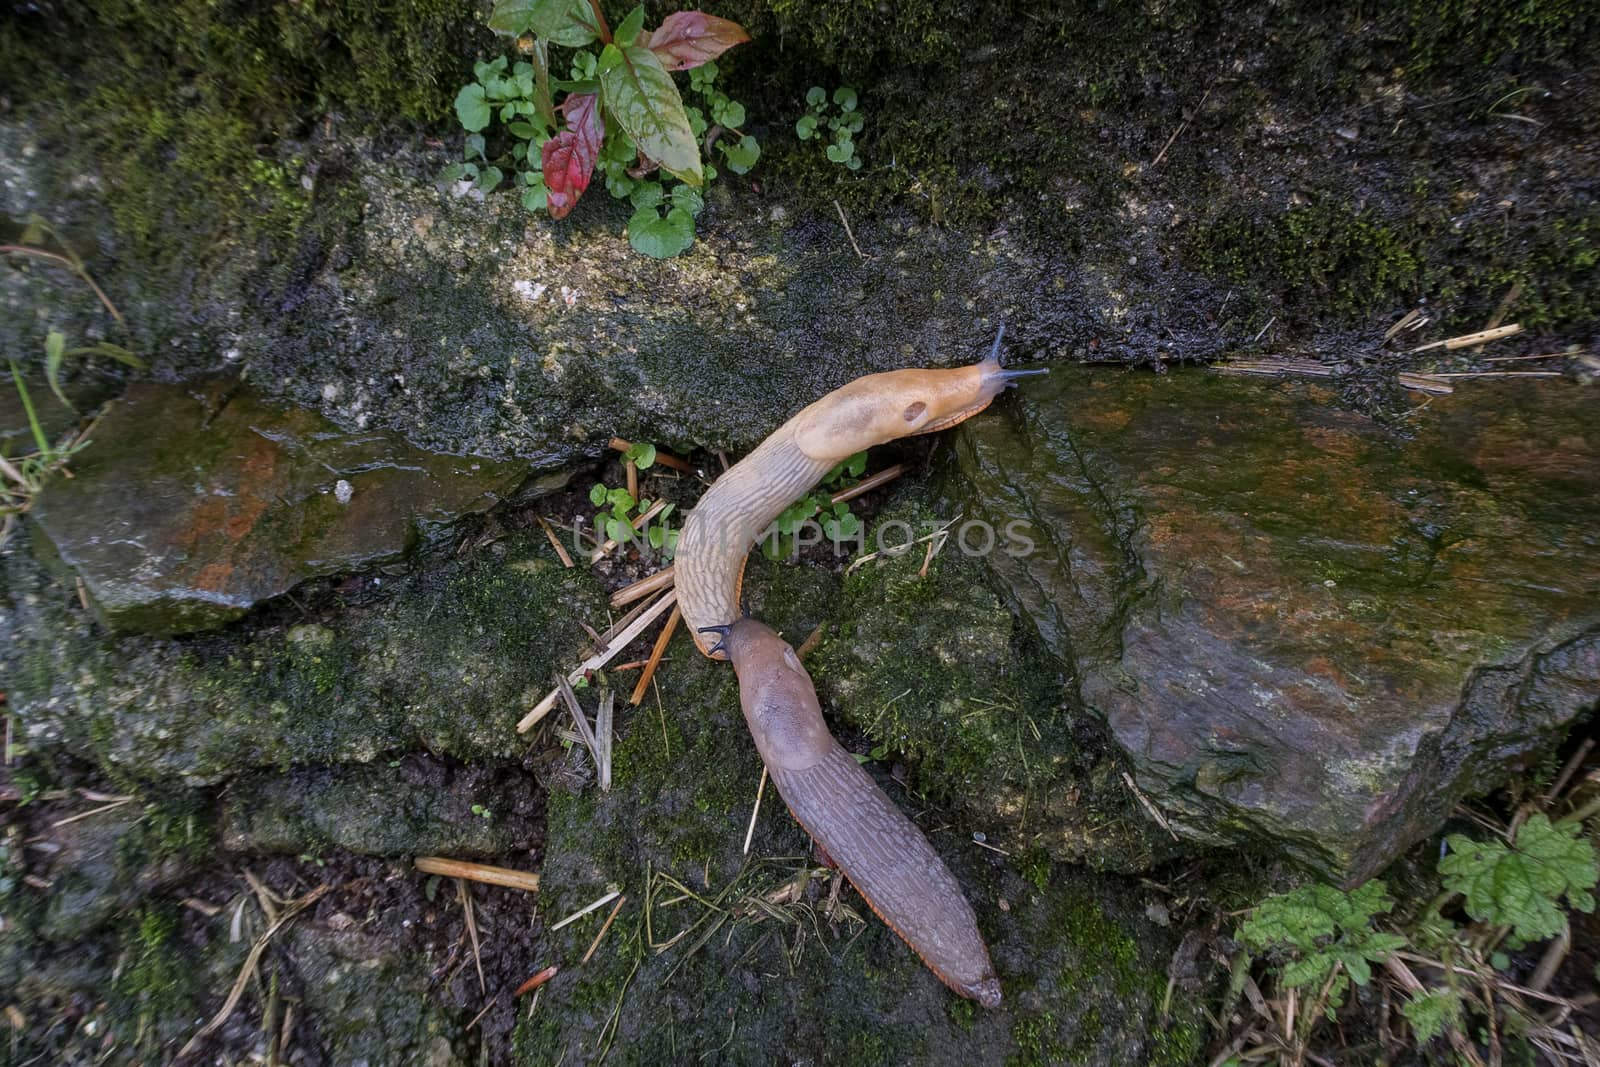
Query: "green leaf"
1439 815 1599 941
454 84 491 132
509 121 540 138
476 166 505 193
846 155 862 171
628 204 695 258
489 0 598 47
796 114 817 140
846 450 867 477
614 4 646 46
714 99 745 128
590 483 608 506
719 134 760 175
672 185 704 218
833 86 858 111
626 441 657 468
629 182 665 210
648 526 665 549
465 133 487 161
44 331 69 408
605 517 628 542
826 141 854 165
606 486 636 511
806 86 826 107
600 45 703 186
522 180 549 213
1402 989 1462 1043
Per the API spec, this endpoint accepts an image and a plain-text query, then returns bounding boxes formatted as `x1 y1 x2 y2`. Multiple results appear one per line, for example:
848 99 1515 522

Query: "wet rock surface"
952 369 1600 879
28 380 536 634
521 622 1205 1066
220 760 544 858
2 531 604 784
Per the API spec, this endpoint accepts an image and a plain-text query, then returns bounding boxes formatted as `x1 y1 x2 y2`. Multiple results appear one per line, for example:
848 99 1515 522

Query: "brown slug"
676 326 1041 657
673 325 1042 1007
700 618 1004 1008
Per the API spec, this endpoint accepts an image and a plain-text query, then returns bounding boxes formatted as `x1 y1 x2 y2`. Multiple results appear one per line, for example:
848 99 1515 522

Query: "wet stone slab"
951 370 1600 879
29 380 532 634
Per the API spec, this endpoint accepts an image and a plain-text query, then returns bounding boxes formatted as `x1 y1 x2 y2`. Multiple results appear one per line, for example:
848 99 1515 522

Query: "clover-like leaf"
719 134 760 175
796 114 817 140
806 86 826 107
628 204 695 258
647 11 750 71
454 84 491 132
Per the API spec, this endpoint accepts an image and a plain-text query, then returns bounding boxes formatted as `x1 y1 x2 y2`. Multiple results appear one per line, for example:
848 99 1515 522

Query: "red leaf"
542 92 605 219
646 11 750 71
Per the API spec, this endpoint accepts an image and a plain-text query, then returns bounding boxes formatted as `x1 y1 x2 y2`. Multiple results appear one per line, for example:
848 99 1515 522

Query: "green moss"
3 0 483 255
111 903 203 1052
1404 0 1595 69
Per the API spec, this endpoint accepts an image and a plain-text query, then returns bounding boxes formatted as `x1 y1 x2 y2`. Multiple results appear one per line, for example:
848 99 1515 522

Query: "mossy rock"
950 367 1600 879
1 530 605 785
518 615 1204 1065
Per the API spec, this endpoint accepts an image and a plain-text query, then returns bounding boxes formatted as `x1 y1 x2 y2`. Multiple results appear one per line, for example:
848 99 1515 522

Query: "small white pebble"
335 480 354 504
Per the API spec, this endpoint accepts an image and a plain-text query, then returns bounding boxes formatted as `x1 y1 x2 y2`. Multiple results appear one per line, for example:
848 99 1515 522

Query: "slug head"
702 619 808 680
790 325 1046 463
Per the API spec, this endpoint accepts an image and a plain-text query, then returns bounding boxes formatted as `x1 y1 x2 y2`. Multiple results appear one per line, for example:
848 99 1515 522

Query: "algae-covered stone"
811 488 1178 871
951 369 1600 879
1 531 605 784
515 561 1202 1065
286 925 465 1067
221 761 542 858
28 380 537 634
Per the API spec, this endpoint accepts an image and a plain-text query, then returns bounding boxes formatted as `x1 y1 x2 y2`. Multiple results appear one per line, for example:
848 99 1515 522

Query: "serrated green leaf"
454 84 491 132
627 204 695 258
1402 989 1462 1043
1439 816 1598 941
601 44 703 186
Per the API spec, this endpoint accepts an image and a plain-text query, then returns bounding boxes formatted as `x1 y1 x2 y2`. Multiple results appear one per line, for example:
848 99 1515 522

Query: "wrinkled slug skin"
676 433 831 656
675 357 1017 1005
676 362 1006 656
722 620 1003 1008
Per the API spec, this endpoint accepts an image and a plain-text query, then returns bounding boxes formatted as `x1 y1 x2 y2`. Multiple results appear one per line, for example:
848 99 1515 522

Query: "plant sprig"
797 86 864 170
447 3 757 258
